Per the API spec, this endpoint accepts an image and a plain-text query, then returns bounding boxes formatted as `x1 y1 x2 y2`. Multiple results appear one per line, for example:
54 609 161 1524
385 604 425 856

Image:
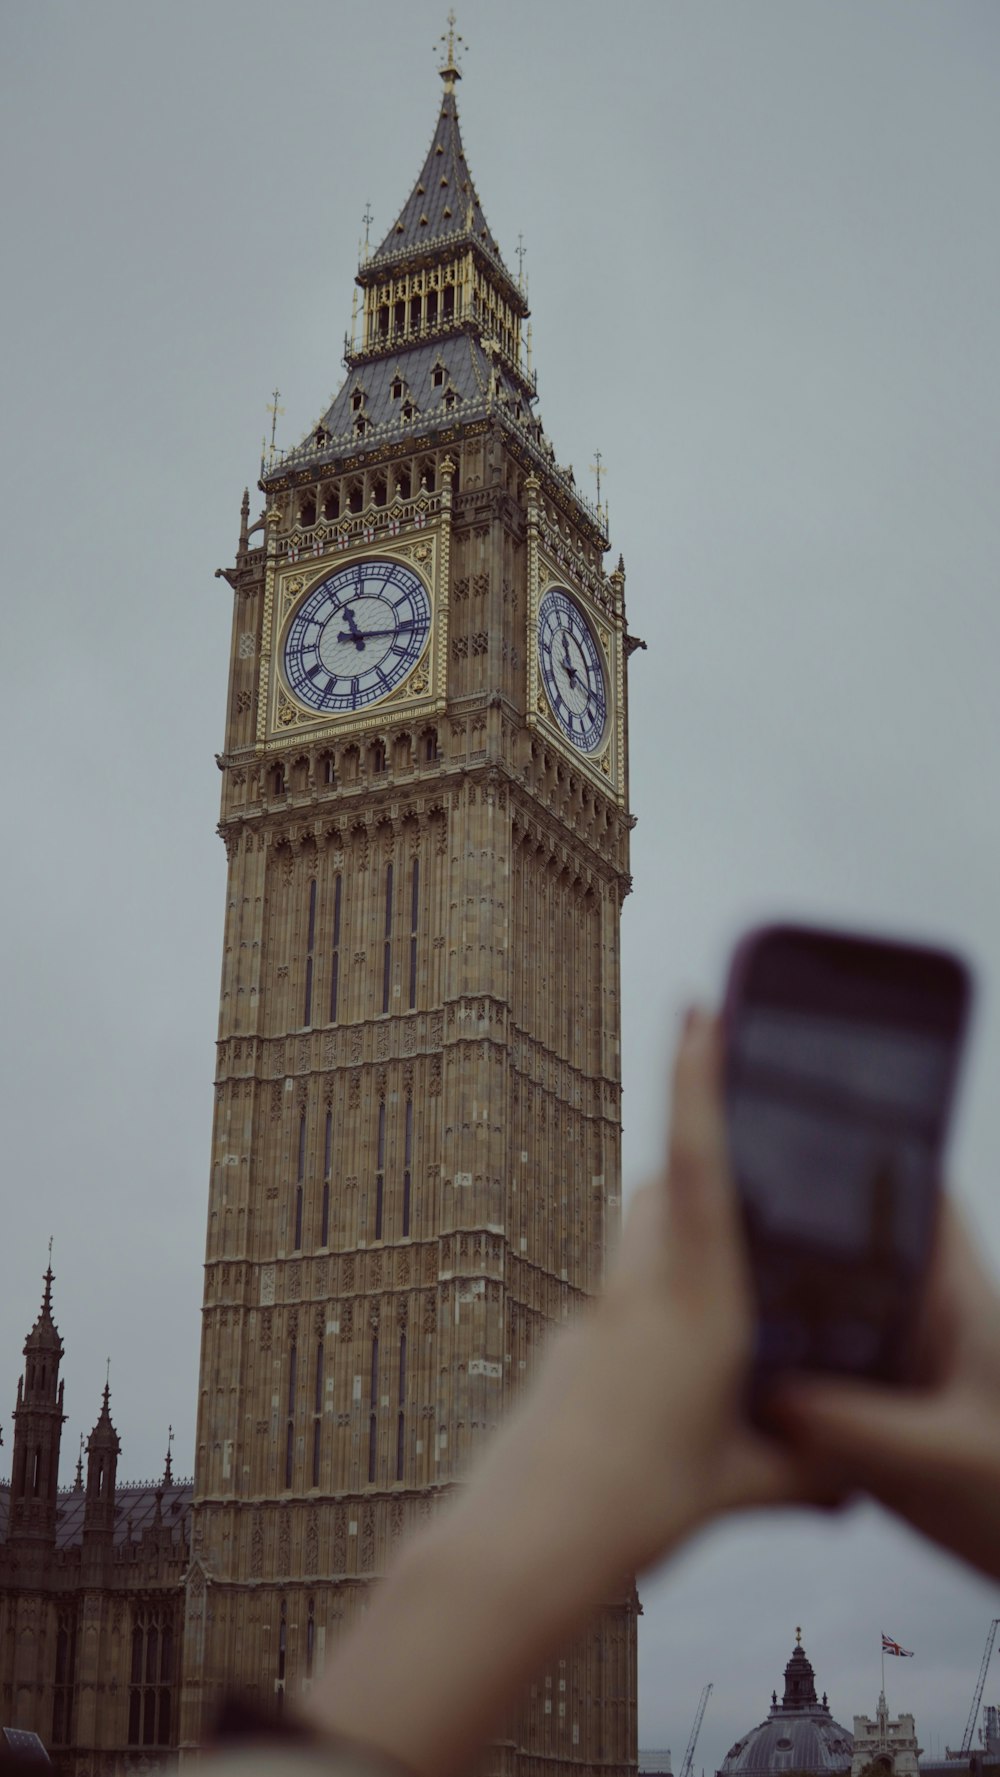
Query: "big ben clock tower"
181 30 638 1777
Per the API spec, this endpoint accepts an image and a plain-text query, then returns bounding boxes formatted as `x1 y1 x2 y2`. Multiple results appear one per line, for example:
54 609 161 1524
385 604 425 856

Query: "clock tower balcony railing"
273 490 444 556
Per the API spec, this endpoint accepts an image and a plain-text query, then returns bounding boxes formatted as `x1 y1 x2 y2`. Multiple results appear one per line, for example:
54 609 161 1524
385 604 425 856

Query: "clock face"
537 587 607 754
283 559 431 714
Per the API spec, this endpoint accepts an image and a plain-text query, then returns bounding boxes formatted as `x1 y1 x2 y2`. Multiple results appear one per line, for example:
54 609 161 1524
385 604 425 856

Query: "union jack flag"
414 511 427 529
882 1635 914 1658
287 543 299 562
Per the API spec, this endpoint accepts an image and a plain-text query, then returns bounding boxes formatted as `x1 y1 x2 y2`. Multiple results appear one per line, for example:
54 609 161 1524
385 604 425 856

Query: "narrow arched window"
408 857 419 1010
382 862 393 1014
368 1335 380 1484
403 1098 413 1238
396 1332 407 1482
374 1100 386 1241
329 873 342 1022
303 879 316 1025
321 1107 332 1247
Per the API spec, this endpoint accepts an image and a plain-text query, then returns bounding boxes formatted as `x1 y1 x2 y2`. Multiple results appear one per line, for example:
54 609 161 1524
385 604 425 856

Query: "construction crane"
946 1619 1000 1756
680 1683 714 1777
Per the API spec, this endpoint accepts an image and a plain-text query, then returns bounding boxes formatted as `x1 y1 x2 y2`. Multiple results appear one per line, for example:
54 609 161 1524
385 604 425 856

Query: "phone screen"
724 927 970 1380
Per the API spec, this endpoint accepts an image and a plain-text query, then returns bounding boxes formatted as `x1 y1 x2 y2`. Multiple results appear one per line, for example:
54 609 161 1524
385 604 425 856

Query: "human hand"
495 1004 824 1582
298 1008 824 1777
767 1199 1000 1579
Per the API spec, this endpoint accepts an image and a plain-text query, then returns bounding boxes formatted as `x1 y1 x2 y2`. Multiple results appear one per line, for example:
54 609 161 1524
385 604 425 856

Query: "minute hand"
336 621 419 643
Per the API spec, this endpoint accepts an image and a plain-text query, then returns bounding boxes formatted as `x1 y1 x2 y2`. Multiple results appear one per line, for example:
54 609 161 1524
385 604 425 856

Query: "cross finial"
591 450 608 523
104 1356 111 1406
516 233 526 287
362 201 374 249
796 1625 802 1646
437 10 465 89
164 1423 175 1485
266 388 284 454
42 1237 55 1313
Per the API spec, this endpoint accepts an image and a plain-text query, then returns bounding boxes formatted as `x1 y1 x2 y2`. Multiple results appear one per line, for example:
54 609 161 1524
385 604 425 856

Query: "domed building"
719 1634 855 1777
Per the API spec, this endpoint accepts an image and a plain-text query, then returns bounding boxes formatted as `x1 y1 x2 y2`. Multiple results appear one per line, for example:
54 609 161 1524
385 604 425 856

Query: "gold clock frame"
257 531 446 746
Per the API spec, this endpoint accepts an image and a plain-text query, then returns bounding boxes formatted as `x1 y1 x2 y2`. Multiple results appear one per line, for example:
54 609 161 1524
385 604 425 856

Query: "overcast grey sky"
2 0 999 1765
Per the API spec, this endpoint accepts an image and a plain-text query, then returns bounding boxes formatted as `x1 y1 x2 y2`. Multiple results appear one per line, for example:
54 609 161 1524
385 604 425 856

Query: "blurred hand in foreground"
769 1196 1000 1580
297 1008 818 1777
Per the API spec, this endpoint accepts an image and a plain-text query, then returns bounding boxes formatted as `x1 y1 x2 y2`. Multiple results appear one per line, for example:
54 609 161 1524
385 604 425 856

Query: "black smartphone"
722 923 973 1382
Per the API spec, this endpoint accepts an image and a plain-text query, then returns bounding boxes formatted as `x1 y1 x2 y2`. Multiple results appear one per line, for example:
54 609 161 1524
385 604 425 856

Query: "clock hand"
339 604 366 651
336 621 419 644
561 639 578 686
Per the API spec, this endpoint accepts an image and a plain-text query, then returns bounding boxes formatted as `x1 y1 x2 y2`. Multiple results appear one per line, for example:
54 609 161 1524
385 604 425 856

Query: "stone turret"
83 1379 120 1546
6 1262 66 1548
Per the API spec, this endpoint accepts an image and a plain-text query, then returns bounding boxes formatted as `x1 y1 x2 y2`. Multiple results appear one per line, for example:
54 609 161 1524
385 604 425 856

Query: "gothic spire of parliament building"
1 32 639 1774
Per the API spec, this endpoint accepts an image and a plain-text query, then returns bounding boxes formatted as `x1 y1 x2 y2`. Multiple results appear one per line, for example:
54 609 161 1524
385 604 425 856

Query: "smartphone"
722 923 973 1382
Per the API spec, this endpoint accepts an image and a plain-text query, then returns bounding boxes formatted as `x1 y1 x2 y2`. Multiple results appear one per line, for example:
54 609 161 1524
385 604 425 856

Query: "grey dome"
719 1641 854 1777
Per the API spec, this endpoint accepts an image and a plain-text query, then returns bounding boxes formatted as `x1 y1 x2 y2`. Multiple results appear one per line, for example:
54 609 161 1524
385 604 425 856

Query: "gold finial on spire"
591 449 608 522
266 388 284 455
436 10 465 90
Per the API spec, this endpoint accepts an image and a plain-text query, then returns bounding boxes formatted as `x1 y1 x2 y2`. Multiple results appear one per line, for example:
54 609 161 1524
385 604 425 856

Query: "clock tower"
181 38 638 1777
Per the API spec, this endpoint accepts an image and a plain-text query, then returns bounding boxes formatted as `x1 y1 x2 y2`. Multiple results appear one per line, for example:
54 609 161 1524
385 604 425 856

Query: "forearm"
301 1330 651 1777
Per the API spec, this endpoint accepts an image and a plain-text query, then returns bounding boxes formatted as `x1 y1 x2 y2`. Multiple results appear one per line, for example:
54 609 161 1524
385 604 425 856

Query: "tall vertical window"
127 1609 174 1747
382 862 394 1014
396 1332 407 1482
374 1101 386 1241
303 878 317 1025
284 1343 297 1489
276 1599 287 1715
321 1108 332 1246
329 873 342 1022
52 1611 77 1746
294 1112 306 1250
402 1098 413 1238
368 1335 379 1484
408 857 420 1009
312 1338 324 1487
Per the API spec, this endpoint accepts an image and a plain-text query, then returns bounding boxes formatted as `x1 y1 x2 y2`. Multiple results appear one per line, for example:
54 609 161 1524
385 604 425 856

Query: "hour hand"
339 604 366 650
561 638 578 685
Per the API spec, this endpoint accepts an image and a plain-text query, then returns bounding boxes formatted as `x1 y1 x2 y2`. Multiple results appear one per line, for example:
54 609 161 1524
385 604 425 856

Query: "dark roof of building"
368 79 510 283
318 330 527 447
719 1641 854 1777
0 1480 193 1551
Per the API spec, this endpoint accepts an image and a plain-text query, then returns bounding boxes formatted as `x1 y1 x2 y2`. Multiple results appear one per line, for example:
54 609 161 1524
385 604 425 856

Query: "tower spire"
7 1263 66 1546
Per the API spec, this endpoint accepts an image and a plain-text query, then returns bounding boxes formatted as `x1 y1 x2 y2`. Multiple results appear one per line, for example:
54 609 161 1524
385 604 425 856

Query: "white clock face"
283 559 431 713
537 587 607 754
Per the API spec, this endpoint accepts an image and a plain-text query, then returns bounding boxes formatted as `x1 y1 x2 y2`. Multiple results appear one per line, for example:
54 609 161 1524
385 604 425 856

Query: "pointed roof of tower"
370 83 503 271
87 1377 121 1454
365 34 517 298
780 1631 819 1711
24 1255 63 1357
